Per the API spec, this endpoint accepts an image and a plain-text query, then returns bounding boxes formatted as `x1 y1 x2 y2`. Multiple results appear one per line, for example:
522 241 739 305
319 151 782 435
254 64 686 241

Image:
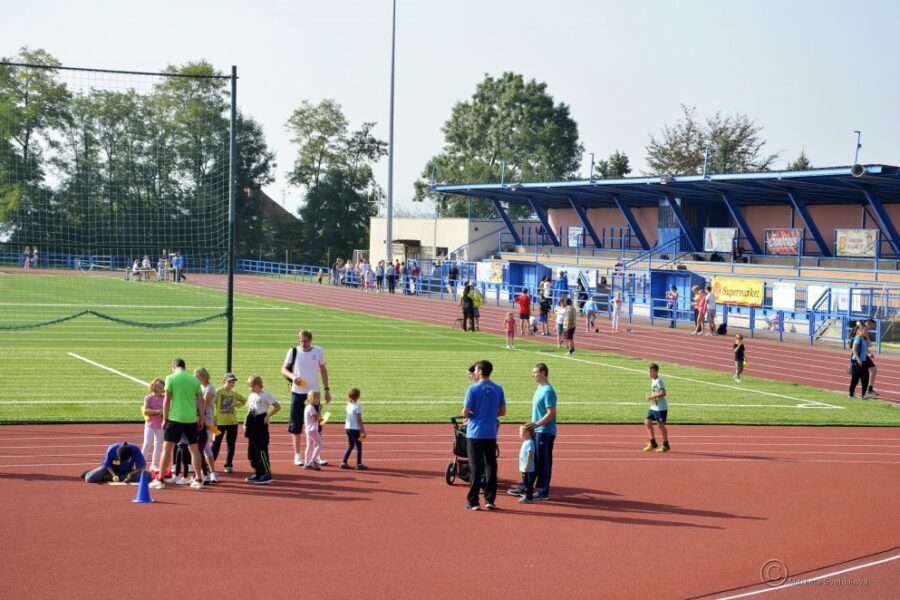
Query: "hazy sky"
4 0 899 215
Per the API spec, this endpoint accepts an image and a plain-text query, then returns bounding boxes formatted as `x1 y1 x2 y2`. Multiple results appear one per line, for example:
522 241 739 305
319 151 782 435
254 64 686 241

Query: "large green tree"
594 150 631 179
645 104 780 176
415 72 583 219
286 99 386 264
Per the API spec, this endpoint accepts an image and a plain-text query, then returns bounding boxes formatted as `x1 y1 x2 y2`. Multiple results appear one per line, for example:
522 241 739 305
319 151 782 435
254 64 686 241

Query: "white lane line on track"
716 553 900 599
66 353 148 387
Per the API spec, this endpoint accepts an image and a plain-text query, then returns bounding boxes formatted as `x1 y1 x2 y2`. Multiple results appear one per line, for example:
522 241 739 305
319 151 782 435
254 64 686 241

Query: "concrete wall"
368 218 538 262
547 206 658 247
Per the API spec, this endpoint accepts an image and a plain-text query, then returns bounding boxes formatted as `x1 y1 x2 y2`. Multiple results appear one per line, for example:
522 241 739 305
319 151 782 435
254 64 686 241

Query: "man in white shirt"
281 329 332 466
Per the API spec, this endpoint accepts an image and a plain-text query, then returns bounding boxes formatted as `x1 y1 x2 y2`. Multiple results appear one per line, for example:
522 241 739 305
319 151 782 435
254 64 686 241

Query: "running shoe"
643 442 658 451
657 443 671 453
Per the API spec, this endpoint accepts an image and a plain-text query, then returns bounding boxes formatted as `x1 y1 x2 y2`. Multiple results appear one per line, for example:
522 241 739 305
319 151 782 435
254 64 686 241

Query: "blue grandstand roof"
433 164 900 208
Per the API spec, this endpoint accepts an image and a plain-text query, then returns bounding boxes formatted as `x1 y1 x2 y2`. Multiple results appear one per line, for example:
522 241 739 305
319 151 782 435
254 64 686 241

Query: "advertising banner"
711 276 764 307
772 282 796 311
703 228 737 252
568 226 583 248
476 262 504 284
835 229 878 257
765 228 803 255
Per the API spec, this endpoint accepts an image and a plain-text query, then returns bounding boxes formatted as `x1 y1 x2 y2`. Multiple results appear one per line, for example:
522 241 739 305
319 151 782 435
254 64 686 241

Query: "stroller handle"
450 415 465 426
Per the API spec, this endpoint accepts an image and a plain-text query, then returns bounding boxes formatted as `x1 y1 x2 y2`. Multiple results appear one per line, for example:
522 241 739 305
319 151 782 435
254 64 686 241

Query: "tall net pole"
385 0 397 263
226 65 237 372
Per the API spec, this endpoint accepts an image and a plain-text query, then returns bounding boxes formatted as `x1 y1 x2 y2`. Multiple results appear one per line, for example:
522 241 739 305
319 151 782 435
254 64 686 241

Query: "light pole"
385 0 397 263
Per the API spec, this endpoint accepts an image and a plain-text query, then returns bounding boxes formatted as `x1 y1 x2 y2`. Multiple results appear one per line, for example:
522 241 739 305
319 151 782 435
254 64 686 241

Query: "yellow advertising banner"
711 277 764 307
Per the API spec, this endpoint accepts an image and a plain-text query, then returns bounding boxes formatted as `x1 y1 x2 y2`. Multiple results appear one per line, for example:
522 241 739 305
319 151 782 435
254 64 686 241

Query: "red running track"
1 423 898 599
192 274 900 403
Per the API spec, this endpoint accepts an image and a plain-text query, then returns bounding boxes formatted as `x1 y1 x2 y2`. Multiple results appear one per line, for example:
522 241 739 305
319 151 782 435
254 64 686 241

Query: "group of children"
140 370 367 487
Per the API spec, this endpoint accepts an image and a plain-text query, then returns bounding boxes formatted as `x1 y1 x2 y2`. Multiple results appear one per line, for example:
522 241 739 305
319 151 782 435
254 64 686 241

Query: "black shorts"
287 392 308 434
519 314 529 320
563 327 576 341
864 357 875 369
164 420 199 444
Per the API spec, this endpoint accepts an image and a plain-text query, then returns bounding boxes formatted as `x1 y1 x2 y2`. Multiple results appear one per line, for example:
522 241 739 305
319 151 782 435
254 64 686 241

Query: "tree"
594 150 631 179
414 72 583 219
645 104 780 176
786 150 812 171
286 99 386 264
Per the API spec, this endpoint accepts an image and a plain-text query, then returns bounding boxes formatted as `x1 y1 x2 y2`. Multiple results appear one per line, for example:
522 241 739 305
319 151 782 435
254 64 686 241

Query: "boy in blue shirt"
462 360 507 511
517 426 536 504
81 442 146 483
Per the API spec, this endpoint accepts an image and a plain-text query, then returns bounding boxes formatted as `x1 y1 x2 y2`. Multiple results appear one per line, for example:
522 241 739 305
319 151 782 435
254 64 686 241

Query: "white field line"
356 318 844 410
717 553 900 599
66 353 148 386
0 302 285 310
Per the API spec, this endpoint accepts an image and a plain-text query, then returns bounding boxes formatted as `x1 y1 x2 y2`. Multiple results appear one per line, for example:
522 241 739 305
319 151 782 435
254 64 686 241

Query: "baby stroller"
444 416 499 485
445 416 471 485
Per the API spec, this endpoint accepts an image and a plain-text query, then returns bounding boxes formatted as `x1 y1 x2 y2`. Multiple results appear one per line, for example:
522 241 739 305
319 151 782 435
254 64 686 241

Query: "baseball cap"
223 372 237 382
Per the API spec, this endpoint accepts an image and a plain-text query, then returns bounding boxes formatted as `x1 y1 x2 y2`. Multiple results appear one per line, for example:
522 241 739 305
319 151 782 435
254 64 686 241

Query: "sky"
4 0 900 216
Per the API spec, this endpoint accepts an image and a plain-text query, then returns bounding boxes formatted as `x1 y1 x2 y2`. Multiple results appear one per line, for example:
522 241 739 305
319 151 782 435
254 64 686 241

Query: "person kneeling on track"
81 442 146 483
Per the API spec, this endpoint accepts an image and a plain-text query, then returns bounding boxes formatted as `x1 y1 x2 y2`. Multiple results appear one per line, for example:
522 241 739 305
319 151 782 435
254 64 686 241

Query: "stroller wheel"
445 462 456 485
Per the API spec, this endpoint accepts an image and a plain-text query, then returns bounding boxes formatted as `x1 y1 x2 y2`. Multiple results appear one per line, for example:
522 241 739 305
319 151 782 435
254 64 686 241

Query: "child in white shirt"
244 375 280 484
340 387 368 470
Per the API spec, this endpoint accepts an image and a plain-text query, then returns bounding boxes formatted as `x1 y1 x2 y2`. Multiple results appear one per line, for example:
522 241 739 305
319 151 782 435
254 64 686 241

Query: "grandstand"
429 164 900 349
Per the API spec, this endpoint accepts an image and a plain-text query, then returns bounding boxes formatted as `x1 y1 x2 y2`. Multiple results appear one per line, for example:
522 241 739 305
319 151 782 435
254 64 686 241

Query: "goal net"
0 59 233 329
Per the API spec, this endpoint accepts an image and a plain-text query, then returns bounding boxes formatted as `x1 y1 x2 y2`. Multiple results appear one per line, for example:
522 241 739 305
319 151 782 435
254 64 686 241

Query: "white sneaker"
174 476 190 485
505 344 510 349
189 478 204 489
734 376 741 382
149 480 165 490
209 472 219 484
294 453 303 466
317 457 329 466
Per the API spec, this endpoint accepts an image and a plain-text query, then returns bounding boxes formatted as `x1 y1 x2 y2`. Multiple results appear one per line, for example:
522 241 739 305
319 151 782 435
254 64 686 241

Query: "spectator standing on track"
141 378 165 474
690 285 700 332
865 319 878 397
385 261 397 294
666 285 679 328
848 322 871 399
643 363 670 452
31 246 39 268
81 442 146 483
194 367 218 483
149 358 204 490
509 362 557 502
706 285 717 335
472 286 483 331
516 426 536 504
459 284 476 332
693 288 707 335
303 392 324 470
244 375 280 484
375 260 385 292
157 255 165 282
462 360 506 511
554 298 567 348
733 334 746 382
341 387 367 470
282 329 332 466
212 373 246 473
22 246 30 269
562 298 577 356
539 294 552 336
515 288 532 337
447 264 459 298
504 311 516 349
610 291 623 333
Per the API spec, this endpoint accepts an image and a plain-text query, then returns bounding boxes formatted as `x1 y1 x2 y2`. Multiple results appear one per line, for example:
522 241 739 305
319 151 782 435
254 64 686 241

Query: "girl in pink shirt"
141 378 165 472
694 290 708 335
304 391 324 470
504 311 516 349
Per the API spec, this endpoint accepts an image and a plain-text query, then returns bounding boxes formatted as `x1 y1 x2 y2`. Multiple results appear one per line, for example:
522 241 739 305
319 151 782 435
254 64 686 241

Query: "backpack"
284 346 299 386
717 323 727 336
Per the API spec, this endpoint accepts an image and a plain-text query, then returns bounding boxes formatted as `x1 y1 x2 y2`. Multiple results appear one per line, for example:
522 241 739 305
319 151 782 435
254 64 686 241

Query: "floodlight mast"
385 0 397 264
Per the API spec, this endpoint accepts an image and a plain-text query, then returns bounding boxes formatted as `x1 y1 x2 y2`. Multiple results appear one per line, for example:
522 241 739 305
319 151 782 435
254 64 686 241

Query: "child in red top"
504 311 516 349
515 288 531 336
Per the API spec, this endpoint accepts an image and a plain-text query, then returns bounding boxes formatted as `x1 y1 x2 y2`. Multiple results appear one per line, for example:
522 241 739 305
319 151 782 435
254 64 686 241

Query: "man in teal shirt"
151 358 203 490
509 362 557 501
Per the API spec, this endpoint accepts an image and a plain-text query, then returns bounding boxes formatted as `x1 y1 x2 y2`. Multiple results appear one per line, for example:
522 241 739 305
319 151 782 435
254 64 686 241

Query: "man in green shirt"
150 358 204 490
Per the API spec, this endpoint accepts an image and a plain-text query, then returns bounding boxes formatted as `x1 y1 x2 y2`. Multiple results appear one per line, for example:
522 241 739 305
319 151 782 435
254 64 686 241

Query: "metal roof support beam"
861 189 900 256
490 199 522 246
786 192 830 257
664 196 699 252
527 198 560 247
613 196 650 250
721 193 762 254
567 197 603 248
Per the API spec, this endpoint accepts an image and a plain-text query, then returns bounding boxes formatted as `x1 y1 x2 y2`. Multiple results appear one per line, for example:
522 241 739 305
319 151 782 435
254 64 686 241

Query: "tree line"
2 47 809 264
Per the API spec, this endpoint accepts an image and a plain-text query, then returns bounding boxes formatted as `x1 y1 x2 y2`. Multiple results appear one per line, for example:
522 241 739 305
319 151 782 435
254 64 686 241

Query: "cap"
223 372 237 381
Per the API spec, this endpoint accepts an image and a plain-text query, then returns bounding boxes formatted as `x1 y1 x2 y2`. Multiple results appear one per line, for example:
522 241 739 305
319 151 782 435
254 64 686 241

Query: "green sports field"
0 274 898 426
